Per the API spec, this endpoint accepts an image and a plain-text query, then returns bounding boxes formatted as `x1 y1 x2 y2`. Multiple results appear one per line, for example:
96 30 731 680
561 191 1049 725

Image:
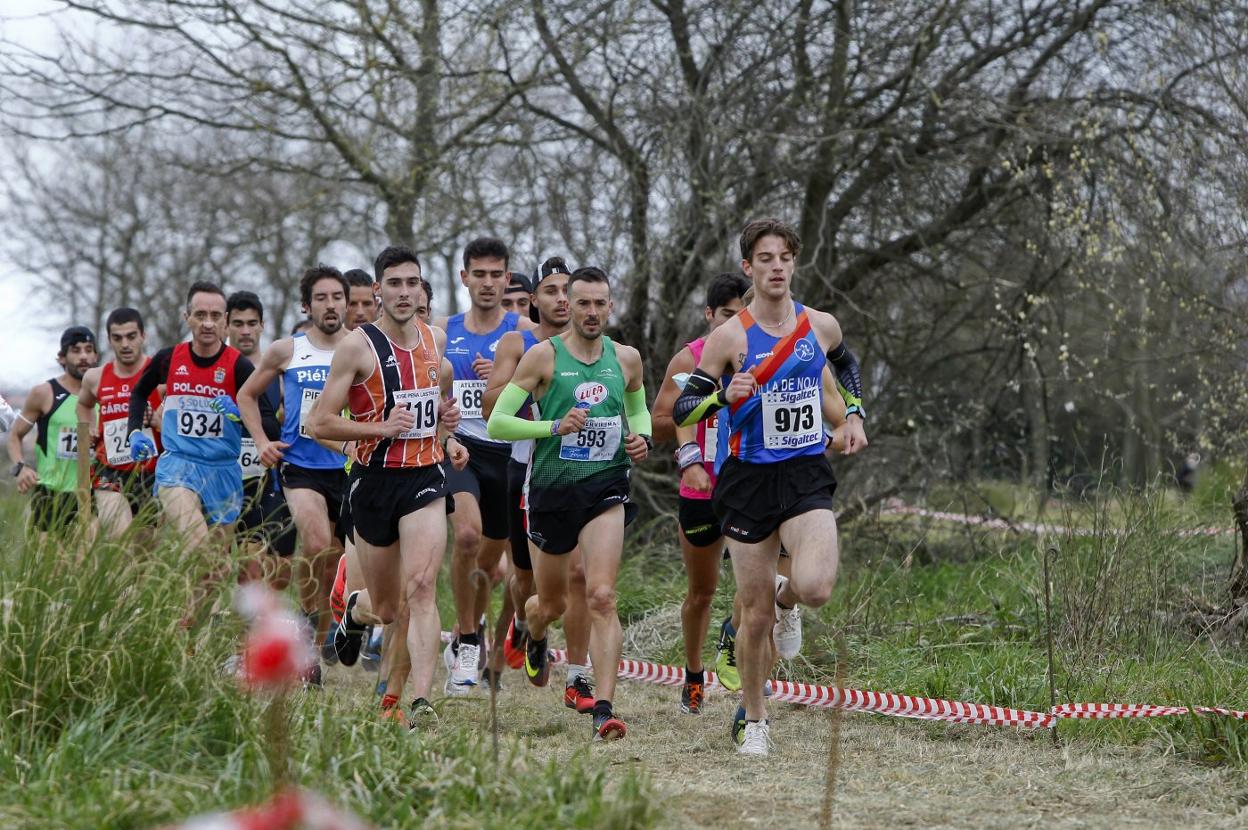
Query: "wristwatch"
11 461 25 477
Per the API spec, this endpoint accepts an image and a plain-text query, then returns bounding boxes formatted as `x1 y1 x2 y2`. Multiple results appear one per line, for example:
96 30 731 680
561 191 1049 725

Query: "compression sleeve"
826 343 863 406
127 347 172 434
673 369 726 427
487 383 557 441
624 385 652 437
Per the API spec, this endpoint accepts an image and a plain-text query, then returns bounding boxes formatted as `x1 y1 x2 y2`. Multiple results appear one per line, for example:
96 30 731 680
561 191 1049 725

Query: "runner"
237 266 351 652
344 269 379 330
500 271 532 319
226 291 296 586
308 244 466 727
484 256 594 712
7 326 99 538
487 265 653 741
673 217 868 756
75 308 162 538
433 236 536 695
125 281 258 622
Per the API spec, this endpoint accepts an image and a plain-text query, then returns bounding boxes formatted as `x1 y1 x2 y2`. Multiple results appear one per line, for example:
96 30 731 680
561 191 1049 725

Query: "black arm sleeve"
826 342 862 403
127 348 172 433
259 380 282 441
672 368 726 426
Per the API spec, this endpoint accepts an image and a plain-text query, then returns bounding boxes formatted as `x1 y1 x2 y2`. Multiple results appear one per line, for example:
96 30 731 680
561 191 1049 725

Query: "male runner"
344 269 379 330
7 326 99 537
488 266 653 741
434 236 536 695
484 256 594 713
309 244 466 727
673 218 868 756
238 266 351 650
227 291 296 583
126 282 258 602
500 272 532 319
76 309 162 537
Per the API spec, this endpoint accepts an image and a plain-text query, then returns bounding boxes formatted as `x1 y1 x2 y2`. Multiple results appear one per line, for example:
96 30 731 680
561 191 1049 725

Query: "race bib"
56 426 79 460
559 416 621 462
299 388 320 438
703 414 718 464
239 437 264 479
104 419 152 466
393 387 439 440
172 396 225 439
761 385 821 450
453 379 485 421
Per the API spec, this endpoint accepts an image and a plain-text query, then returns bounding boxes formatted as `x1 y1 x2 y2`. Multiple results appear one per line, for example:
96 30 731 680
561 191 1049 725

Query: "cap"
533 256 571 287
506 272 533 294
60 325 96 353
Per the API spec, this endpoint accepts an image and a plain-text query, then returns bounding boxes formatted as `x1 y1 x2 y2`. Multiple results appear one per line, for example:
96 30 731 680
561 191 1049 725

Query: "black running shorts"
444 433 511 541
712 454 836 544
349 465 449 548
236 471 297 556
526 474 637 556
679 495 722 548
30 486 79 533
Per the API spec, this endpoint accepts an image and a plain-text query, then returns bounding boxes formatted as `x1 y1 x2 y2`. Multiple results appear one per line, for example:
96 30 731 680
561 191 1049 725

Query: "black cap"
533 256 571 287
506 272 533 294
59 325 96 353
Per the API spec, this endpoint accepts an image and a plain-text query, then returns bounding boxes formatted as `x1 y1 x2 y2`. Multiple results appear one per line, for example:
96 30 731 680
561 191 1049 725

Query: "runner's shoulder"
803 306 842 350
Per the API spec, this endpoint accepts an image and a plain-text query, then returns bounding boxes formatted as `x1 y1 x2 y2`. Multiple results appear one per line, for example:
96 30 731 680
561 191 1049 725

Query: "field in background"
3 477 1248 828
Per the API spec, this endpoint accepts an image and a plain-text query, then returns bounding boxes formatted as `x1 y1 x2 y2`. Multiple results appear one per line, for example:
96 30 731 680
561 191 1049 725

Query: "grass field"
3 479 1248 828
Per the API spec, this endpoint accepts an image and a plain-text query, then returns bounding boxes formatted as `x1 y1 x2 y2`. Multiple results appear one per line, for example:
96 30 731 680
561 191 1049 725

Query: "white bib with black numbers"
761 385 821 450
56 425 79 460
393 387 439 440
239 437 264 479
452 379 485 421
104 420 153 466
559 416 622 462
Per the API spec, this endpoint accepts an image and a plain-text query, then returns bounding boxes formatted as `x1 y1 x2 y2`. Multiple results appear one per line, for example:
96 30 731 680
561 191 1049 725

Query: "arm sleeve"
127 348 171 433
486 383 557 441
673 368 727 427
259 381 282 441
826 343 862 405
624 385 652 437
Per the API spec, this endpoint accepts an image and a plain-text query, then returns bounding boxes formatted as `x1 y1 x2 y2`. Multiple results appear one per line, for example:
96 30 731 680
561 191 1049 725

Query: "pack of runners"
5 218 868 757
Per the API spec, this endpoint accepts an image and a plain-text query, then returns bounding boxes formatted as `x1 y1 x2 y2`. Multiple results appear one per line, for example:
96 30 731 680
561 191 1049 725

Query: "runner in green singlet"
487 266 653 742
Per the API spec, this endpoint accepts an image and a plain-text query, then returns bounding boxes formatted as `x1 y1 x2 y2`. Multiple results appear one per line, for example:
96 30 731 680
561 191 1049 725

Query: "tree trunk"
1228 468 1248 602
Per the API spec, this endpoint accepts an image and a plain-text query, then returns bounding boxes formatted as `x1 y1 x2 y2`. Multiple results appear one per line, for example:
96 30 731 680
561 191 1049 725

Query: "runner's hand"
624 433 649 463
556 404 589 435
680 463 711 494
841 416 868 455
440 395 461 433
258 439 289 467
210 395 242 423
472 352 493 380
14 465 38 494
724 372 756 404
380 406 416 437
129 429 158 462
446 436 469 470
143 404 159 429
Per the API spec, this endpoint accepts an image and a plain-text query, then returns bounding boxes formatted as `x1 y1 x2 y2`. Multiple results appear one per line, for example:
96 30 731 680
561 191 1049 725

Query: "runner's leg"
729 534 781 721
578 505 625 705
397 502 448 702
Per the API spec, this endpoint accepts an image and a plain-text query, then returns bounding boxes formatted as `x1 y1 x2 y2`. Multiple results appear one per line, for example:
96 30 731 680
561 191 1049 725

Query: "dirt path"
331 660 1248 829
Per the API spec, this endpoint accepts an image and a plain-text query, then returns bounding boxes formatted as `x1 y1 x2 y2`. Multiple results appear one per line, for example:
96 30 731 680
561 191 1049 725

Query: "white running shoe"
773 575 802 659
737 720 772 756
442 639 457 672
446 642 481 696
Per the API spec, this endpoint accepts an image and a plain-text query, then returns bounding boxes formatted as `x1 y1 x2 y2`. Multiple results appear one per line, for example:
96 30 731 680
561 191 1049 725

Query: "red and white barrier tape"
881 504 1235 538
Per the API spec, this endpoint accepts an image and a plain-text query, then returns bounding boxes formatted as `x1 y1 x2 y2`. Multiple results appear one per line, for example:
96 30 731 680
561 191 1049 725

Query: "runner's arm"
6 384 47 467
237 341 288 448
651 347 694 444
305 333 384 442
482 332 522 418
619 345 652 440
486 344 555 440
127 348 172 434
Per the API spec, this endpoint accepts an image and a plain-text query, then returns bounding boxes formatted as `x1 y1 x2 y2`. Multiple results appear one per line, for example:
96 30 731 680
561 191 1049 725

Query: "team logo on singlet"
574 382 608 405
794 339 815 361
213 367 226 383
427 366 438 385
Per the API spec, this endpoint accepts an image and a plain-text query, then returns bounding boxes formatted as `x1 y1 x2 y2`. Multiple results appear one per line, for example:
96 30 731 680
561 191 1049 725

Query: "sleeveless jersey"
280 334 345 469
528 336 630 511
239 375 281 481
349 321 444 469
679 337 719 500
718 304 827 467
35 378 80 494
444 311 521 444
95 359 161 472
509 329 543 465
161 342 244 465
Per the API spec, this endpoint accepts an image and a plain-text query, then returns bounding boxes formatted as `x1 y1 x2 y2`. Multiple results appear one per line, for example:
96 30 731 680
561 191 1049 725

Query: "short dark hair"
421 278 434 307
291 319 313 335
567 266 610 297
226 290 264 321
344 268 374 288
186 280 226 310
462 237 509 271
739 218 801 262
299 264 349 307
705 272 751 312
373 245 421 283
105 307 145 335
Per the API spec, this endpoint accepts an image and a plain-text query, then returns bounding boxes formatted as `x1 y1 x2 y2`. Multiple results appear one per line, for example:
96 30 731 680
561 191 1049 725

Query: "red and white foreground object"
881 502 1236 538
161 789 372 830
234 585 318 691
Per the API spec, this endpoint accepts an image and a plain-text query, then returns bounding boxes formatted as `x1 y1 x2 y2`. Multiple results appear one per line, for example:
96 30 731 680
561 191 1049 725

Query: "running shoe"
737 720 771 756
480 667 503 692
361 626 382 672
503 617 527 670
564 676 595 713
731 704 747 746
333 591 368 666
379 706 408 728
442 638 458 673
300 662 323 688
445 642 480 696
408 697 438 731
680 681 704 715
329 554 347 624
773 575 802 659
714 618 741 691
524 635 550 687
321 625 339 666
592 709 627 742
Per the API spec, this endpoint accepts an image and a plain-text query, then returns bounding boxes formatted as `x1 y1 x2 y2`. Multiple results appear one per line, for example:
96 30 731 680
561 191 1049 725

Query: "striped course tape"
881 504 1235 538
443 634 1248 729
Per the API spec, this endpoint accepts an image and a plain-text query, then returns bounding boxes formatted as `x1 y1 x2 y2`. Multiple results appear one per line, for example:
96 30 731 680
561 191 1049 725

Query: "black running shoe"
592 708 627 741
680 680 704 715
333 591 367 666
524 635 549 687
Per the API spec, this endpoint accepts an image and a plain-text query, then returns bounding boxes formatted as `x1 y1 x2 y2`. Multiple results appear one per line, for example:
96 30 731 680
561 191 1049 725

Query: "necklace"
753 301 794 329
